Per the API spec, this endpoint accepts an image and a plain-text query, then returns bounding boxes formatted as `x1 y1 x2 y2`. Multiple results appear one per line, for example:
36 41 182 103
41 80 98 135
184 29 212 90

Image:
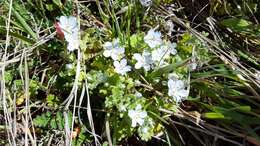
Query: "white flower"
134 91 142 98
168 79 189 103
66 64 73 70
128 104 147 127
152 42 177 67
58 16 79 51
167 42 177 55
139 0 152 7
151 46 168 67
103 39 125 60
152 47 167 62
67 39 80 52
189 62 197 70
133 51 153 71
113 59 131 75
144 29 163 48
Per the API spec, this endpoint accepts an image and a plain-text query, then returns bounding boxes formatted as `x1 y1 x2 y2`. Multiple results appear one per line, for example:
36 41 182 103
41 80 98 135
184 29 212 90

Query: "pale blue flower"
65 63 73 70
166 42 177 55
134 91 142 98
152 42 177 67
144 29 163 48
128 104 147 127
133 51 153 71
168 79 189 102
103 39 125 60
59 16 79 51
139 0 152 7
113 59 131 75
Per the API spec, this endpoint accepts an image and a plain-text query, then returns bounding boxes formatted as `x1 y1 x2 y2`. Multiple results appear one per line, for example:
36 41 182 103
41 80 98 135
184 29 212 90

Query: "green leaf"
46 4 54 11
47 94 55 101
56 111 64 130
149 58 189 78
50 118 58 129
4 71 13 83
52 0 63 8
129 34 142 48
9 31 35 44
34 112 51 127
9 2 37 40
220 18 256 35
233 106 251 112
203 112 225 119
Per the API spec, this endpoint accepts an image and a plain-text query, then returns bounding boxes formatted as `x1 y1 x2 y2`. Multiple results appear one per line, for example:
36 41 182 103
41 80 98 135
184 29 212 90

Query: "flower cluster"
102 29 189 102
100 28 190 141
103 39 131 75
56 16 79 51
133 29 177 71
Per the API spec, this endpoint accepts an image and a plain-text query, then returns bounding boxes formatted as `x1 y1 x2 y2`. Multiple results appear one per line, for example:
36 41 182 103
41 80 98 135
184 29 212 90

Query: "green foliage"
34 111 53 128
1 0 260 145
34 111 65 130
86 71 107 90
220 18 260 38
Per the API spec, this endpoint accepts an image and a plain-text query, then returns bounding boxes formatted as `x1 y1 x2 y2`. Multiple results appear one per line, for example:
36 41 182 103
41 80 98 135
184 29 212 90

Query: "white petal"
133 53 142 61
103 41 113 50
168 73 179 80
175 80 185 89
68 16 77 27
144 29 163 48
167 79 175 96
67 42 76 51
122 66 131 74
64 34 73 42
103 50 111 57
136 104 142 110
66 64 73 69
136 118 144 126
120 59 127 66
135 62 142 69
113 38 120 46
139 111 147 118
169 43 177 55
135 92 142 98
117 47 125 53
142 127 148 133
125 66 131 72
59 16 68 25
168 79 174 88
140 0 152 7
168 90 173 97
128 110 135 118
190 63 197 70
111 52 119 60
178 89 189 98
131 120 137 127
113 60 120 68
143 65 151 71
